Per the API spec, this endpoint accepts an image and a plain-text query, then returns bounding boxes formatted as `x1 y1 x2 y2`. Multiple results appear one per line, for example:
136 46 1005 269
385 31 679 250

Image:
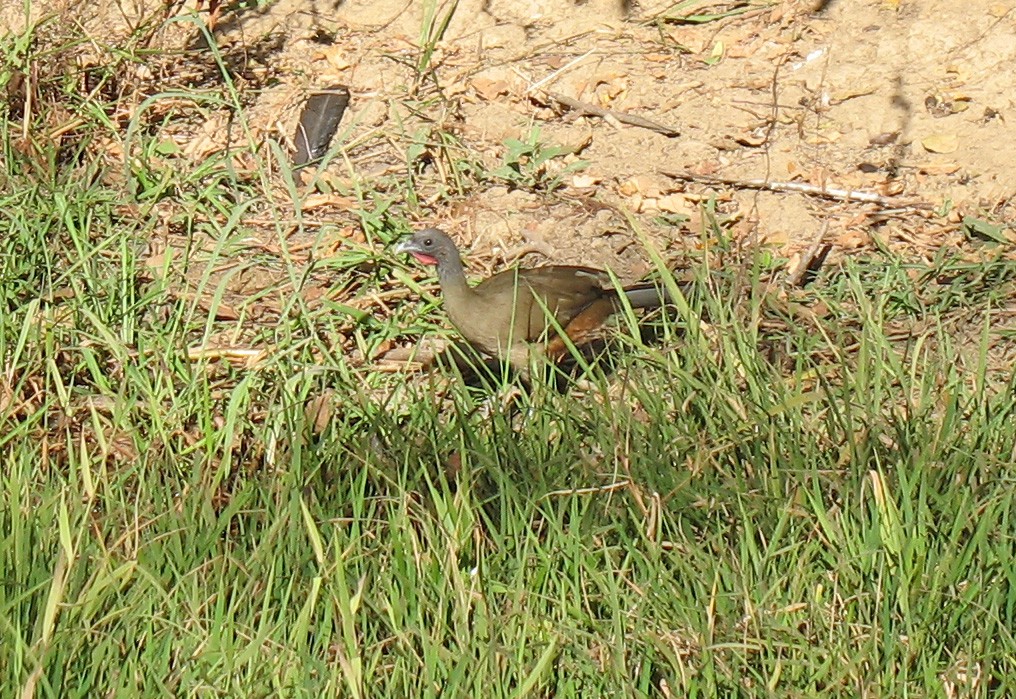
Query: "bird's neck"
436 254 474 304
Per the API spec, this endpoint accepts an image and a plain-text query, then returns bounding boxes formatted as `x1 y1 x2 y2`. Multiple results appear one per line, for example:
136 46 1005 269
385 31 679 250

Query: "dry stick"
546 91 681 137
541 480 631 499
787 221 831 288
661 169 934 210
526 49 596 93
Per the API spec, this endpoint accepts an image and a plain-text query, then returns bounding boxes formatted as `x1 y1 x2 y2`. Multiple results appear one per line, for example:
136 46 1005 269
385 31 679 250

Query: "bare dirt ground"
8 0 1016 355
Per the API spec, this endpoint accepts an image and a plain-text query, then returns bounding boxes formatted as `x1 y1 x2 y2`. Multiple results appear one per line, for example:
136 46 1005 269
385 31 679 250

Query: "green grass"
4 9 1016 699
4 157 1016 697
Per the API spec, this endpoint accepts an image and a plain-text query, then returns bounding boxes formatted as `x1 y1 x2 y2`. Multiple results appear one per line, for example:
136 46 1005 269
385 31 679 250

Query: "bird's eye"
423 238 433 246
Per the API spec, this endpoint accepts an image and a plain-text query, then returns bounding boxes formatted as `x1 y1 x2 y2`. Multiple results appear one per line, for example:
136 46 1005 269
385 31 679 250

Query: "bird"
395 227 676 375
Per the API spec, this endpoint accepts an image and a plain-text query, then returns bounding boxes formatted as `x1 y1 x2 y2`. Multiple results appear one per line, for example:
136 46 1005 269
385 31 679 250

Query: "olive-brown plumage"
396 228 670 371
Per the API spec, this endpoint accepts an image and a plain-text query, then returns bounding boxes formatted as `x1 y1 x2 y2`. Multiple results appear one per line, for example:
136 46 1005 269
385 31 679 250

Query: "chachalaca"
396 228 674 372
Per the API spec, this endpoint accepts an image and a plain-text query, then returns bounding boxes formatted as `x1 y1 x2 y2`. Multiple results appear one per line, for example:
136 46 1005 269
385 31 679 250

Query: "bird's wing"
467 266 613 348
514 266 610 322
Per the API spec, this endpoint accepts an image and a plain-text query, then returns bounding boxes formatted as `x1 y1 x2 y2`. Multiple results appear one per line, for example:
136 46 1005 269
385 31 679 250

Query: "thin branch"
660 169 933 209
545 91 681 137
541 480 631 499
787 221 831 288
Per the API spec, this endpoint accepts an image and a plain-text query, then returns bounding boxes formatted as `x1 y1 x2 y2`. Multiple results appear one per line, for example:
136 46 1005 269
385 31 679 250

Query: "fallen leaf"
804 130 842 145
471 77 509 100
989 2 1009 17
595 81 626 105
302 286 329 304
921 133 958 153
304 390 335 435
924 94 960 117
318 45 350 72
835 230 870 249
945 64 970 81
882 180 906 196
706 40 725 65
571 173 601 188
303 192 356 210
656 193 693 215
869 131 900 146
831 85 878 103
919 163 961 175
619 175 663 197
736 131 768 147
962 216 1009 244
765 229 789 246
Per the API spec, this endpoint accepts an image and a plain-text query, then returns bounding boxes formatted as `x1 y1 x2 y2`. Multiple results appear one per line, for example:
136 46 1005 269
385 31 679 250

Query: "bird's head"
395 228 461 269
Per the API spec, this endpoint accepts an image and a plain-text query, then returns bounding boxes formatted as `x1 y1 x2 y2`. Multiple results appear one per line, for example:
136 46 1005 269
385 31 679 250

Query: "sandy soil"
198 0 1015 263
7 0 1016 340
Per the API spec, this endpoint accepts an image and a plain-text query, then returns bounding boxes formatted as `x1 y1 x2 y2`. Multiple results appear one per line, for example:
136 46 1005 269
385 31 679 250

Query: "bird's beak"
395 237 439 267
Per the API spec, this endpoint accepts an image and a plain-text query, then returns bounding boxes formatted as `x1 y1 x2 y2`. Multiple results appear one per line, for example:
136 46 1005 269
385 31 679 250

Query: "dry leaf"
184 113 229 159
736 131 768 147
804 129 842 145
302 286 329 304
708 41 725 63
921 133 958 154
618 175 662 198
367 339 393 361
571 173 601 188
919 163 962 175
471 77 509 100
318 45 350 72
304 390 335 435
764 229 789 246
303 192 356 210
656 193 693 216
596 84 626 106
836 230 870 249
882 180 906 196
869 131 900 146
831 85 878 103
945 64 970 82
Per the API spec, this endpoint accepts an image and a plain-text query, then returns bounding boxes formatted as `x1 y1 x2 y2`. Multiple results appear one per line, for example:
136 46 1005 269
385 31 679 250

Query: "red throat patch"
411 251 439 266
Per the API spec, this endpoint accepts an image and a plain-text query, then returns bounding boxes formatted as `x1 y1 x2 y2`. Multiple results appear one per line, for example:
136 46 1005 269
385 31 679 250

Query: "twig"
526 49 595 93
660 169 933 209
541 480 631 499
546 91 681 137
787 221 831 288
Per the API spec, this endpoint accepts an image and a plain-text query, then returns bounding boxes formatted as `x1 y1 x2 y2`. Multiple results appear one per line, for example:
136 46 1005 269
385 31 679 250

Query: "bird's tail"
621 283 678 309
